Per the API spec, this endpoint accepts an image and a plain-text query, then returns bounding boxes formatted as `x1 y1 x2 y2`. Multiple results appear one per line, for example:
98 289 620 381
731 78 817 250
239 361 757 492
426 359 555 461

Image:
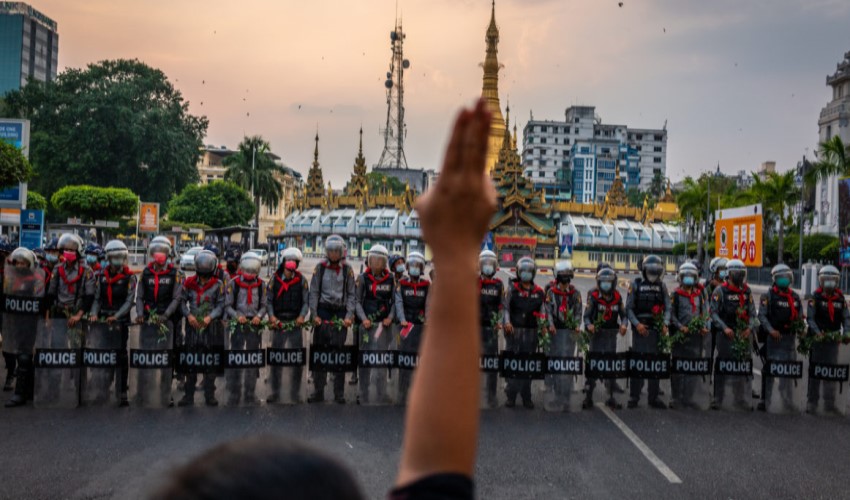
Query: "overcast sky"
36 0 850 186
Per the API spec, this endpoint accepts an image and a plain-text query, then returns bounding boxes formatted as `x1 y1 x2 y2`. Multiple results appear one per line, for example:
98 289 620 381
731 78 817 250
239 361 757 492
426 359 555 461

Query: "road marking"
597 403 683 484
753 368 762 377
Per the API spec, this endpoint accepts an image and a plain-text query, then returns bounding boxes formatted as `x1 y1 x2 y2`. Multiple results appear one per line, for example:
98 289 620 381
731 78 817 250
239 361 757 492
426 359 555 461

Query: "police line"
31 346 850 383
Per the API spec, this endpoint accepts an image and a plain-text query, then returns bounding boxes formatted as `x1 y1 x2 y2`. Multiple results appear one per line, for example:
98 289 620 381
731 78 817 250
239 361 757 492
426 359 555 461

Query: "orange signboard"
139 202 160 233
715 204 763 267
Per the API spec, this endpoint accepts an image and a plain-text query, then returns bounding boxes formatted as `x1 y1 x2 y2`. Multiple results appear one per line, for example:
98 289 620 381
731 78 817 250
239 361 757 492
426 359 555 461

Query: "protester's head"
479 250 497 278
155 436 365 500
367 244 389 274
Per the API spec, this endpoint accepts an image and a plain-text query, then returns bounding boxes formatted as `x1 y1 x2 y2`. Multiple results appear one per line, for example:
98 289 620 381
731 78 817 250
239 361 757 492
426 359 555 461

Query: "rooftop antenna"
376 10 410 170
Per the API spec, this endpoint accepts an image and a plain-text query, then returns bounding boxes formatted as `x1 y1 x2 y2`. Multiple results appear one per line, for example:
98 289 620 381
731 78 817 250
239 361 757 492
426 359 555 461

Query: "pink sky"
32 0 850 186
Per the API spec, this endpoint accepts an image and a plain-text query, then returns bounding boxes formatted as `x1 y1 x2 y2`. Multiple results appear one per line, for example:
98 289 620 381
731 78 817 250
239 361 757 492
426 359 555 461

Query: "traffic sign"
715 204 763 267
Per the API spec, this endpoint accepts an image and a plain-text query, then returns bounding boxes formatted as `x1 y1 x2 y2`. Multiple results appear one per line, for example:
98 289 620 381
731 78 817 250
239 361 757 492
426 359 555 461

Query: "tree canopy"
167 181 254 229
3 59 208 204
51 185 138 222
366 172 407 195
0 139 33 190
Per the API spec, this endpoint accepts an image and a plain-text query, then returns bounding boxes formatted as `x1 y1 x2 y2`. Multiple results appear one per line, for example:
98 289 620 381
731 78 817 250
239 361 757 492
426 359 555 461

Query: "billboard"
715 204 763 267
19 209 44 250
839 178 850 266
139 202 160 233
0 119 30 210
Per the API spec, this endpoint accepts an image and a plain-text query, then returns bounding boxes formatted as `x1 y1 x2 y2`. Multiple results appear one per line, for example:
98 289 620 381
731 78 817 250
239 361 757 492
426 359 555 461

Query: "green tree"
167 181 254 229
649 171 666 199
366 172 406 195
0 140 33 190
804 136 850 186
3 59 208 203
223 136 286 230
749 171 799 263
51 185 138 222
26 190 47 211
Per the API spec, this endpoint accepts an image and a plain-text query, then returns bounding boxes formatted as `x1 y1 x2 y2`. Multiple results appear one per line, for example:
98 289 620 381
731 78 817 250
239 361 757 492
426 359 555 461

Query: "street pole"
704 175 711 269
798 165 805 287
251 144 256 248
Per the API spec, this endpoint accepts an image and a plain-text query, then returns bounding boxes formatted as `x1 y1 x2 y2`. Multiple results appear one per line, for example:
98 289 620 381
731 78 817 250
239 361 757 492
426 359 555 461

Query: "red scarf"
816 287 844 322
591 289 622 321
721 282 749 310
365 269 391 297
321 260 343 275
479 277 501 291
147 263 173 301
675 287 701 313
184 275 220 305
58 264 83 294
235 276 262 305
772 285 798 321
274 272 302 299
512 281 542 297
103 266 132 308
400 278 430 294
549 283 576 315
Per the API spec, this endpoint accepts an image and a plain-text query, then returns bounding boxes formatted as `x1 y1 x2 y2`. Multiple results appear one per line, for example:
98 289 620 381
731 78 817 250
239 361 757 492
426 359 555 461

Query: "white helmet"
407 251 426 277
479 250 497 277
240 252 262 276
554 260 574 283
678 262 699 284
149 236 172 257
819 265 840 291
367 244 389 270
282 247 303 264
726 259 746 287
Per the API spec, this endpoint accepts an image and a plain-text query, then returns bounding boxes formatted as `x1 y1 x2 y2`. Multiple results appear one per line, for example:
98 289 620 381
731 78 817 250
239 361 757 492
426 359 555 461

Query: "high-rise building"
814 51 850 235
522 106 667 203
0 2 58 95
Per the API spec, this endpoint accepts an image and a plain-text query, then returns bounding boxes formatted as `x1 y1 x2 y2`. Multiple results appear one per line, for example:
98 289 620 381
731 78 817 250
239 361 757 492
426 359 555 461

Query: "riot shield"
81 321 124 406
357 322 397 406
583 328 629 409
223 321 267 406
670 331 713 410
499 327 543 409
308 320 357 404
33 314 82 409
480 326 503 409
627 325 671 409
713 331 754 411
174 321 225 407
761 334 804 414
543 329 582 412
395 323 424 406
128 322 174 408
3 264 46 407
806 340 850 416
266 324 307 405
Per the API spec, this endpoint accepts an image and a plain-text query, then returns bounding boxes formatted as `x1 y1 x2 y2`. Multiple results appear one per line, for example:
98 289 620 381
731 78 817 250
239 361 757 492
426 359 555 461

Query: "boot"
3 373 14 392
177 394 194 407
5 393 25 408
307 391 325 403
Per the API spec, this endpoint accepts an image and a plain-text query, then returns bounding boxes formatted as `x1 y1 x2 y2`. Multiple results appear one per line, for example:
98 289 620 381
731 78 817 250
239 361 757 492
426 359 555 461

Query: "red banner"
494 236 538 247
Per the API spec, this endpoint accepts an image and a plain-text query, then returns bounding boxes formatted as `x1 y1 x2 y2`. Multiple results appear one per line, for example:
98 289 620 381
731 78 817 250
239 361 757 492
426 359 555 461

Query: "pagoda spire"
481 0 506 174
306 132 325 199
346 127 369 198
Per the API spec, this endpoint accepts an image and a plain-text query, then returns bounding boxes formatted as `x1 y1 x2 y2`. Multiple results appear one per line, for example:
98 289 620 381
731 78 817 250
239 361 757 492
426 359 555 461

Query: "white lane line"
597 403 683 484
753 368 762 377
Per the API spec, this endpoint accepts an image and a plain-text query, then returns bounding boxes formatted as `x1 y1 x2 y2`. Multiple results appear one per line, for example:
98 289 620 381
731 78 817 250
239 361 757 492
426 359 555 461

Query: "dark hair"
154 436 365 500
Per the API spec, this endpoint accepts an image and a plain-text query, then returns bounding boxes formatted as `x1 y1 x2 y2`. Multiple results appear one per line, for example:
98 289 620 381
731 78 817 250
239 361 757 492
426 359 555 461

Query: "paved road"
3 261 849 499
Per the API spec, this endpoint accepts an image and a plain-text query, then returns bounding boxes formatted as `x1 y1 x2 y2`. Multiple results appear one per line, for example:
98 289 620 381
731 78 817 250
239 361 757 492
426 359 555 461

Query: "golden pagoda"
305 133 325 199
482 0 507 174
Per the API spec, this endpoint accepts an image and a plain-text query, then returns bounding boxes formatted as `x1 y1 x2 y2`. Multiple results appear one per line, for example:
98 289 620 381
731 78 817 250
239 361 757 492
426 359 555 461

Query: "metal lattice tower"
376 18 409 170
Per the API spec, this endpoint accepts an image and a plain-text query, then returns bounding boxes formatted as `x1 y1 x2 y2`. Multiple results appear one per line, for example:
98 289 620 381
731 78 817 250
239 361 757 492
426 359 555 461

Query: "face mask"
242 272 257 281
520 271 533 283
110 259 124 268
730 273 745 286
718 270 728 280
395 264 406 274
824 280 837 290
682 276 695 286
409 267 421 278
600 282 612 292
63 251 77 263
86 255 98 264
46 254 59 264
482 265 495 277
284 261 297 271
153 253 167 266
776 277 791 289
556 275 571 284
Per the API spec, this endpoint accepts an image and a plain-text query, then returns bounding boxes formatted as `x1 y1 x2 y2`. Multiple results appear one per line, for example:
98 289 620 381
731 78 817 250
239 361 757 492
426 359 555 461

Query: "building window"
636 134 643 140
654 146 662 152
574 128 579 134
654 157 662 163
655 134 664 141
541 138 547 144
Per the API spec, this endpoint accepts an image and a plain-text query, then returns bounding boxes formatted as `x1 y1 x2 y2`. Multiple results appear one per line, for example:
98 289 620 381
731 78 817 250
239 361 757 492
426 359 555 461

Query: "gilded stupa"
482 0 507 174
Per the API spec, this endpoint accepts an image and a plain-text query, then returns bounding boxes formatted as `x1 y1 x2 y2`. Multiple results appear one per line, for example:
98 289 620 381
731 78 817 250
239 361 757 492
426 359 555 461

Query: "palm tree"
751 171 800 263
804 136 850 186
223 135 286 237
676 177 707 258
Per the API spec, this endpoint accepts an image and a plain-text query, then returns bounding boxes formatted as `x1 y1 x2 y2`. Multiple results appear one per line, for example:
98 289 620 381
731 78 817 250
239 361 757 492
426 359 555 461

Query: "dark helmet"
85 243 104 257
596 267 617 291
33 247 46 260
324 234 346 262
195 250 218 277
224 246 242 263
203 243 221 258
596 262 612 272
641 255 664 283
44 237 59 251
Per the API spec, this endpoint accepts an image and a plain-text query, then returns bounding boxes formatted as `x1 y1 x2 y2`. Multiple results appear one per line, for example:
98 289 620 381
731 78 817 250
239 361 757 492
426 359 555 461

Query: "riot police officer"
48 233 96 325
757 263 802 412
266 247 309 403
84 243 103 273
669 262 710 409
582 266 627 409
503 257 545 409
395 251 430 403
626 254 671 409
308 235 355 403
709 258 757 410
355 244 395 404
89 240 137 406
805 265 850 414
545 259 582 409
225 252 267 405
478 249 503 408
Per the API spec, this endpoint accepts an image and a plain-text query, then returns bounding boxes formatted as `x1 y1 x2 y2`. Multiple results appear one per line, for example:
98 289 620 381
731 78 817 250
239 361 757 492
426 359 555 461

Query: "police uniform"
757 285 802 409
805 287 850 411
626 277 671 405
395 276 430 403
503 280 545 406
480 277 504 406
545 282 582 406
90 265 137 400
180 274 226 404
225 274 267 403
355 268 395 403
583 288 626 403
669 285 709 408
267 267 309 402
709 282 757 408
